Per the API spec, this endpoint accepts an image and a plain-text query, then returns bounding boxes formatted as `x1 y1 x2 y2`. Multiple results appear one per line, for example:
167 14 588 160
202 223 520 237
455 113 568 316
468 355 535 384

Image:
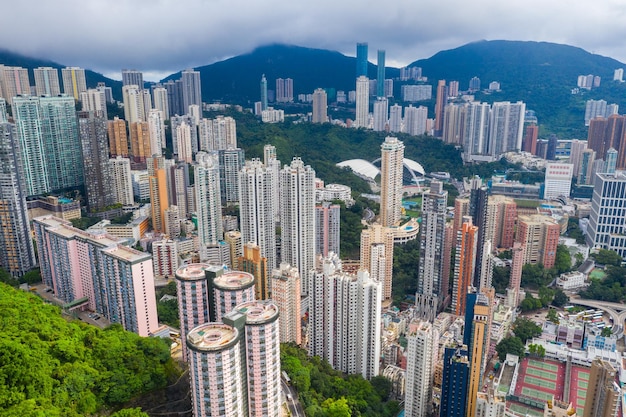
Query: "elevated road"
569 297 624 337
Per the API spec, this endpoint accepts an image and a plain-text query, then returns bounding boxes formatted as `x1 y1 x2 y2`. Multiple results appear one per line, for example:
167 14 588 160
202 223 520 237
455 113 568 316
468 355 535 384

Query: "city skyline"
1 0 625 81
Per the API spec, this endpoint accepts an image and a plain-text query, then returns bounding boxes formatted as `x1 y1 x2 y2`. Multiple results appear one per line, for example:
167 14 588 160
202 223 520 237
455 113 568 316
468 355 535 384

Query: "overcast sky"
3 0 625 81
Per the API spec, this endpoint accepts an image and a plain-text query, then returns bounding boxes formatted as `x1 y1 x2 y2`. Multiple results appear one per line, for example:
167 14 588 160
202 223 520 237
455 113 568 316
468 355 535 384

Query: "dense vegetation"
392 239 420 305
281 344 399 417
580 264 626 302
0 283 177 416
156 281 179 328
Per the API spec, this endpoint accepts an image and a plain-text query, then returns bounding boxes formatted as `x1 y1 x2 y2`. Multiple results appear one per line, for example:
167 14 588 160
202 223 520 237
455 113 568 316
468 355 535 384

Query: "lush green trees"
521 263 557 289
552 288 569 308
546 309 559 324
280 344 399 417
513 318 542 344
592 249 623 267
0 283 176 416
496 337 525 361
392 239 420 305
156 281 179 328
601 327 613 337
580 265 626 302
520 293 543 312
492 266 510 295
528 344 546 358
554 245 572 274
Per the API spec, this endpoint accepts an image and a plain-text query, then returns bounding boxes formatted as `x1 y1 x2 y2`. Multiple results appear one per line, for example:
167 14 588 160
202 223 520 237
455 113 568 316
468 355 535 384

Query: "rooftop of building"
176 263 212 281
187 323 239 352
213 271 255 290
236 301 279 324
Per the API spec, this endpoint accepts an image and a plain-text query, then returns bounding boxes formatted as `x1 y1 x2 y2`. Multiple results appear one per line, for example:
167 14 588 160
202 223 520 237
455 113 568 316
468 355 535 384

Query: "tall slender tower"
452 217 478 316
280 158 316 295
238 242 269 301
0 66 30 105
195 152 222 248
239 158 277 271
380 136 405 227
107 117 129 158
34 67 61 96
434 80 447 137
506 242 525 308
315 202 340 257
356 42 368 77
122 69 144 87
377 50 386 98
440 346 469 417
0 123 37 277
312 88 328 123
417 181 448 321
260 74 268 111
404 320 439 417
80 89 108 119
181 69 202 111
78 111 114 212
110 156 135 205
271 263 301 345
466 292 491 417
355 76 370 128
360 224 395 300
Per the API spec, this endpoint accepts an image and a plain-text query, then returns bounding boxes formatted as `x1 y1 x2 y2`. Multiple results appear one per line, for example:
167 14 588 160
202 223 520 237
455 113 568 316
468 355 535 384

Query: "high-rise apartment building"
209 271 256 322
377 50 386 98
61 67 86 100
416 181 448 321
522 123 538 154
34 215 158 336
170 114 197 155
475 388 506 417
163 79 183 117
122 85 147 124
198 115 237 151
107 116 129 158
315 202 340 257
578 149 596 185
218 147 245 205
388 104 402 133
174 120 193 163
380 136 405 227
11 96 49 196
569 139 589 178
373 98 388 131
356 42 368 77
275 78 293 103
110 156 135 206
39 95 84 191
0 66 31 105
404 320 439 417
0 123 37 277
194 152 223 248
263 145 281 221
224 230 242 268
34 67 61 96
360 224 395 300
271 263 301 345
152 239 178 279
466 293 491 417
122 69 143 87
440 346 470 417
312 88 327 123
404 105 428 136
506 242 525 308
152 87 170 120
129 121 151 164
434 80 447 136
239 158 277 271
181 69 202 111
175 263 213 361
78 111 114 211
147 109 165 156
516 214 560 269
238 242 269 300
355 76 370 128
308 255 382 379
583 359 620 417
80 89 107 119
280 157 316 295
452 217 478 316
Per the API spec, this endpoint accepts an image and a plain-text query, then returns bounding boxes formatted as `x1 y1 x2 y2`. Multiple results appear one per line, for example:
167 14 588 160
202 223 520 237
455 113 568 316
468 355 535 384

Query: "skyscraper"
434 80 447 136
388 104 402 133
271 263 301 345
239 158 277 271
356 42 368 77
0 123 37 277
218 147 245 205
174 121 193 163
152 87 170 119
280 158 316 295
275 78 294 103
516 214 560 269
78 111 114 211
452 217 478 316
238 242 269 300
439 346 469 417
583 358 620 417
39 95 84 192
417 181 448 321
315 202 340 257
110 156 135 206
171 114 198 155
373 98 388 131
586 172 626 257
122 85 147 123
522 123 538 154
12 96 49 196
107 116 129 158
404 320 439 417
122 69 144 88
404 105 428 136
377 50 385 98
312 88 327 123
175 263 213 361
466 293 491 417
360 224 395 300
34 67 61 96
355 76 370 128
129 121 151 164
506 242 525 308
0 66 30 105
80 89 107 119
198 115 237 151
181 69 202 111
61 67 87 100
260 74 268 111
147 109 166 156
380 136 405 227
210 271 256 322
194 152 223 248
164 79 183 117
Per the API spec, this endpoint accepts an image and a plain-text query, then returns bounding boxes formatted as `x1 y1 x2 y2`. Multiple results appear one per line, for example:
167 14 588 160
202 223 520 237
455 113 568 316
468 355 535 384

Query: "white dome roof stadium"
337 158 425 181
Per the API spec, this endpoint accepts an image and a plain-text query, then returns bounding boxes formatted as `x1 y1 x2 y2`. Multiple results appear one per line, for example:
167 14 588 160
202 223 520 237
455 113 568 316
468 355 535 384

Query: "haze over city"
2 0 625 80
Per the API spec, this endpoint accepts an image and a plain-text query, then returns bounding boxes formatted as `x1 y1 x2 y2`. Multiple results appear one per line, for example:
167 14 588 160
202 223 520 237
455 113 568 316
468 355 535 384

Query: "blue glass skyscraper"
356 43 368 78
377 50 385 98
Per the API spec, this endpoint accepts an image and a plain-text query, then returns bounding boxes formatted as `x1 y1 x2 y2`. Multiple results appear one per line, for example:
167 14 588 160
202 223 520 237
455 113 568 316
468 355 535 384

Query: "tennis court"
525 367 557 381
521 387 554 402
578 381 588 388
524 376 557 390
529 359 558 372
579 371 589 380
508 403 543 417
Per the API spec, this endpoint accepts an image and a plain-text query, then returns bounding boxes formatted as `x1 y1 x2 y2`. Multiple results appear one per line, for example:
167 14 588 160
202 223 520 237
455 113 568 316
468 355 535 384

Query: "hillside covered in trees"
0 284 177 416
